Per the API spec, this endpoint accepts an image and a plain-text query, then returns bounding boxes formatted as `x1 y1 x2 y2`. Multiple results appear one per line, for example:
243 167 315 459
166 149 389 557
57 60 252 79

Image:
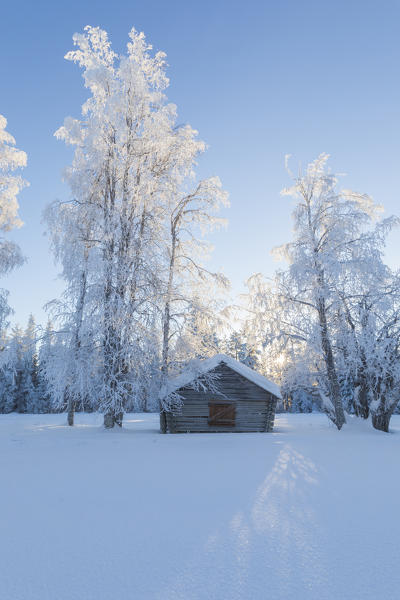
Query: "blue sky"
1 0 400 328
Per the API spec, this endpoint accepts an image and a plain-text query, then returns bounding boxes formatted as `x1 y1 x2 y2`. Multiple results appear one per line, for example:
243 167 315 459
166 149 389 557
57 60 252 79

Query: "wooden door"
208 403 236 427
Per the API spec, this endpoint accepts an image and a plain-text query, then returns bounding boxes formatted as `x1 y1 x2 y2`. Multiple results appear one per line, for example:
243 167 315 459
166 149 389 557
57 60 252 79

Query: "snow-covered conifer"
22 315 41 413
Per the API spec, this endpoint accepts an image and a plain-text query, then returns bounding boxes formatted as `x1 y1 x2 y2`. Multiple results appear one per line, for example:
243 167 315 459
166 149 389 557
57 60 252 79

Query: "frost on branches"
160 176 229 387
45 26 229 428
244 154 400 431
0 115 28 334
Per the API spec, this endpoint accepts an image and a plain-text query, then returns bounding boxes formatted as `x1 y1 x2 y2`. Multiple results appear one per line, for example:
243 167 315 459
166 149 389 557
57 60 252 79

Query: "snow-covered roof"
161 353 281 399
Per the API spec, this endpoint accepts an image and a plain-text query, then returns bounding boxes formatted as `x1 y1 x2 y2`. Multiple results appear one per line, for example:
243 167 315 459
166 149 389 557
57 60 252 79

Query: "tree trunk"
104 412 115 428
371 412 391 433
160 410 167 433
143 391 149 413
354 344 370 419
371 379 397 432
69 252 89 427
307 200 346 430
331 380 346 430
159 226 177 435
103 409 124 429
101 159 124 431
67 399 75 426
317 298 346 430
161 228 177 378
354 382 369 419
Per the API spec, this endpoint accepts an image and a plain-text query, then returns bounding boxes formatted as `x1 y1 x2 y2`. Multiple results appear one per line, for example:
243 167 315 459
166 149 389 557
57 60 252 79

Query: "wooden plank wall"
165 363 278 433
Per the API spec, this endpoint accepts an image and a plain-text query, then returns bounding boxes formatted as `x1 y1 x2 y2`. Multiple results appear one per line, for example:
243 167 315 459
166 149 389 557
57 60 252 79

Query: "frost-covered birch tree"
246 154 395 430
160 176 229 382
50 26 178 427
0 115 28 329
44 198 101 424
366 289 400 432
335 264 400 431
47 25 229 427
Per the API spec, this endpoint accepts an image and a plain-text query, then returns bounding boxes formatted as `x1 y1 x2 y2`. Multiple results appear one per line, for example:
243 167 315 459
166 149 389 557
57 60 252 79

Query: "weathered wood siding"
165 363 278 433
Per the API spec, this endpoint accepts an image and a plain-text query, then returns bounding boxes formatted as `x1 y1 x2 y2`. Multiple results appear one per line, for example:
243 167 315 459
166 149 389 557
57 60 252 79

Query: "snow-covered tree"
160 176 229 380
37 320 60 414
46 25 229 428
22 315 41 413
47 26 176 427
0 325 27 413
0 316 47 414
245 154 398 430
44 198 101 424
0 115 28 331
171 292 228 364
221 328 260 369
335 268 400 431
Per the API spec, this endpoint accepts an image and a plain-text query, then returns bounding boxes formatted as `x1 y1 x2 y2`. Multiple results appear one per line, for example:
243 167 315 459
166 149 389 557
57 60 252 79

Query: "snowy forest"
1 25 400 433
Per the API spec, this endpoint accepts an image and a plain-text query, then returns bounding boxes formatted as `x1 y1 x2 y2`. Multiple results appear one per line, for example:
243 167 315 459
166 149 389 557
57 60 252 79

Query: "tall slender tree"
160 177 229 381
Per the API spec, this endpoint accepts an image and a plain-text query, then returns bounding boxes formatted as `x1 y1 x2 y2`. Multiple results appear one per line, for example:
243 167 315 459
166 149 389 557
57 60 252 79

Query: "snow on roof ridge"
161 353 281 399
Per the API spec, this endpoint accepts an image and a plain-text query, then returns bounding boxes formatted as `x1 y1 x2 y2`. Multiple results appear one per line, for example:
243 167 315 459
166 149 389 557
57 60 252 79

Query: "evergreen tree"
22 315 40 413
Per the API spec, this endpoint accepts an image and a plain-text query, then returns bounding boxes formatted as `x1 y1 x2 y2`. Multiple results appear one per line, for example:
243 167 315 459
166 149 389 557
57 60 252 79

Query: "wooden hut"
160 354 280 433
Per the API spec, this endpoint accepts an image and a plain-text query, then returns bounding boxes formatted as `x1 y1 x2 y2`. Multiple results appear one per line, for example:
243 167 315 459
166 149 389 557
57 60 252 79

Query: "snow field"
1 412 399 600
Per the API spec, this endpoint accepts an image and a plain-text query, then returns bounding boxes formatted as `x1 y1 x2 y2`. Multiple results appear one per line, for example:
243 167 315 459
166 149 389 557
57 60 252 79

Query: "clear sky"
1 0 399 328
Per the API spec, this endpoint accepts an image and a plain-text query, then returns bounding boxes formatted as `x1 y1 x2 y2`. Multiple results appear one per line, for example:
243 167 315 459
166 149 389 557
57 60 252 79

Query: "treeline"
0 317 50 414
0 319 259 416
0 312 338 417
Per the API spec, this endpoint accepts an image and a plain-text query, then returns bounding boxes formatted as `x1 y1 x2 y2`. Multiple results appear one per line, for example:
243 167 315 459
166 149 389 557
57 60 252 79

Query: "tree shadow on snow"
156 443 333 600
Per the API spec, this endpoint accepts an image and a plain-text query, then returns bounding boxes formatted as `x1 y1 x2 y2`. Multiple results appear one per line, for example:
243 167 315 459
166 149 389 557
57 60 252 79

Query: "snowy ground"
1 413 400 600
